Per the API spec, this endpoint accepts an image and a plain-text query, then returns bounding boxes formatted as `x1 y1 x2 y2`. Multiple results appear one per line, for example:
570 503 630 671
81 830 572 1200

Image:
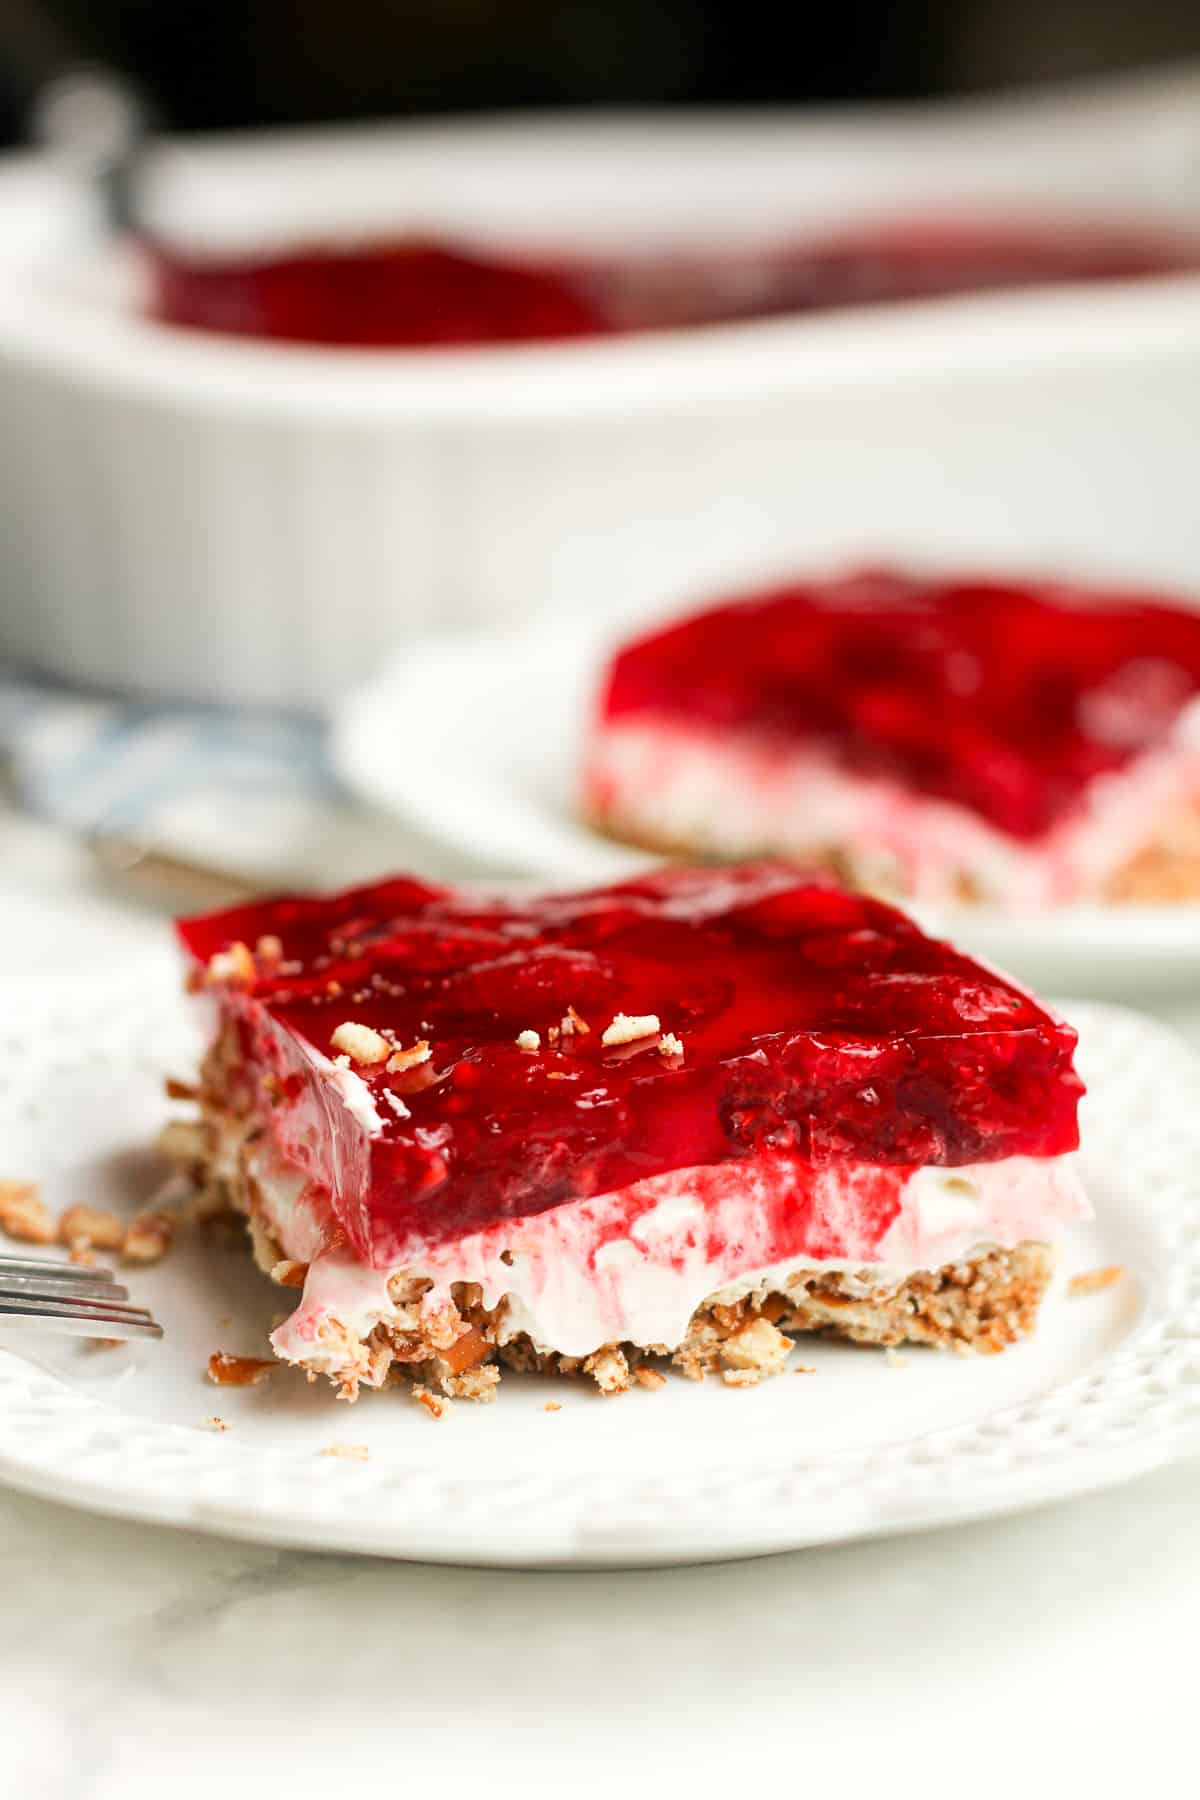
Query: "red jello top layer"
149 217 1200 348
178 865 1082 1255
599 570 1200 840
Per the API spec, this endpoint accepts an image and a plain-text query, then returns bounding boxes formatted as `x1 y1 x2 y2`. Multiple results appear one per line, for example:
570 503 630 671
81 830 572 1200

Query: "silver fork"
0 1254 163 1340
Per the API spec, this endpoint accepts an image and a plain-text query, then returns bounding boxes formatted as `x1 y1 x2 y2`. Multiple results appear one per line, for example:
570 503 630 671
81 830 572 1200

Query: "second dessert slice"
585 569 1200 907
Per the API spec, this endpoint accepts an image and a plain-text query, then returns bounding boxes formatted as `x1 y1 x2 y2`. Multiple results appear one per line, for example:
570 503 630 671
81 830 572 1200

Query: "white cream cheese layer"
241 1128 1090 1366
586 702 1200 908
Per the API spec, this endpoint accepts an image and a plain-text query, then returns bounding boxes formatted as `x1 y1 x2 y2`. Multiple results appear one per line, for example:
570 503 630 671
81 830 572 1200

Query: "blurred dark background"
3 0 1200 143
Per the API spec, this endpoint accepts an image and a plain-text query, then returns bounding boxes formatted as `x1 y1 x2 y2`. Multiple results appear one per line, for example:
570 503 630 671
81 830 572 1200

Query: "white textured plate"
0 956 1198 1566
332 627 1200 997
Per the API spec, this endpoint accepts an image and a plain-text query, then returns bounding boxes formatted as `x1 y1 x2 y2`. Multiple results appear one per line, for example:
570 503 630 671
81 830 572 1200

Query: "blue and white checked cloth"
0 672 420 887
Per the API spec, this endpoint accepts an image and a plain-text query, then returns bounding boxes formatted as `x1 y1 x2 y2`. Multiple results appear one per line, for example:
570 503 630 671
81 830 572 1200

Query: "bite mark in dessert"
173 865 1089 1403
585 570 1200 908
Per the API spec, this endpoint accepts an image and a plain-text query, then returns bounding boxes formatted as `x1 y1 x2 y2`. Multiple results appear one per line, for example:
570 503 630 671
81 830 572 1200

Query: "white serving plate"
332 623 1200 998
0 948 1197 1567
2 68 1200 707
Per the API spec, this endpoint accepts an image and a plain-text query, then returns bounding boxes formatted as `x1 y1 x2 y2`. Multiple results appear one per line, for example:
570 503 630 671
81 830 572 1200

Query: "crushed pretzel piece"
601 1012 661 1047
0 1181 56 1246
206 942 255 989
544 1402 562 1413
321 1443 369 1461
443 1363 500 1402
719 1317 792 1381
561 1005 591 1036
330 1021 391 1065
584 1345 631 1394
387 1039 432 1074
1068 1265 1125 1297
123 1210 175 1264
157 1120 207 1168
179 1182 227 1227
207 1352 275 1387
164 1076 199 1102
633 1363 667 1391
439 1324 491 1377
271 1259 308 1289
59 1205 126 1253
413 1385 448 1421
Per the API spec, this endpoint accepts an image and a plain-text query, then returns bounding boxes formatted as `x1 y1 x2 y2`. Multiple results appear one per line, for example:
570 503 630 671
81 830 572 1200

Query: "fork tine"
0 1255 119 1284
0 1255 163 1341
0 1274 133 1304
0 1292 158 1323
0 1304 163 1341
0 1294 163 1339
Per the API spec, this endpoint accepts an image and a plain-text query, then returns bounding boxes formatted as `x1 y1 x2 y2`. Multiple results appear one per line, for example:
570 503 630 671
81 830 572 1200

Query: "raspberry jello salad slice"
174 865 1088 1406
584 569 1200 908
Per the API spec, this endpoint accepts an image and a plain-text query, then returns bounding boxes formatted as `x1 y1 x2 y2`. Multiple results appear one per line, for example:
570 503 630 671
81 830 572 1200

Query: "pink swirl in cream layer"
231 1119 1089 1366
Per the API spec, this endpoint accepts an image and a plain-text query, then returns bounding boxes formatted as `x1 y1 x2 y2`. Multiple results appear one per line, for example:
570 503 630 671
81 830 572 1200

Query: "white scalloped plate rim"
1 959 1199 1567
331 627 1200 997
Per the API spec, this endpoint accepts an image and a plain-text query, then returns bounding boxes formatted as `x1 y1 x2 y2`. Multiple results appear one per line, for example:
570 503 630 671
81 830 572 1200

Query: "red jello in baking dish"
149 217 1200 348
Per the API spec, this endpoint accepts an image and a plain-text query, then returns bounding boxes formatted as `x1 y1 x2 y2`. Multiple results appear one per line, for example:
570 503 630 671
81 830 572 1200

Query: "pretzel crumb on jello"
330 1021 391 1065
601 1012 661 1047
206 942 255 989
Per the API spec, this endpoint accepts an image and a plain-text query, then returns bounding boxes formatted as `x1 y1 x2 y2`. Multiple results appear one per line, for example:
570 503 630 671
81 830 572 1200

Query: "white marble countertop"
3 808 1199 1794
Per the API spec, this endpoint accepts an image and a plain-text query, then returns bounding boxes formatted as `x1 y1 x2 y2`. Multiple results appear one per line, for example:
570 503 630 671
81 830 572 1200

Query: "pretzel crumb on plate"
1068 1265 1125 1296
207 1352 276 1387
0 1181 56 1246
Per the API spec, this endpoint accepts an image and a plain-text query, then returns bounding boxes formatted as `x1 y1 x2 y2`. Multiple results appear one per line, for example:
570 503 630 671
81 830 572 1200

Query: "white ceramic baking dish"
2 66 1200 709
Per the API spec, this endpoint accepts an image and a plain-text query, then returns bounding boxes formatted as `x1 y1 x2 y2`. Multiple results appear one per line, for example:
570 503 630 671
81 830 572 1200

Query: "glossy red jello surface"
599 570 1200 840
149 217 1200 349
178 866 1082 1255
